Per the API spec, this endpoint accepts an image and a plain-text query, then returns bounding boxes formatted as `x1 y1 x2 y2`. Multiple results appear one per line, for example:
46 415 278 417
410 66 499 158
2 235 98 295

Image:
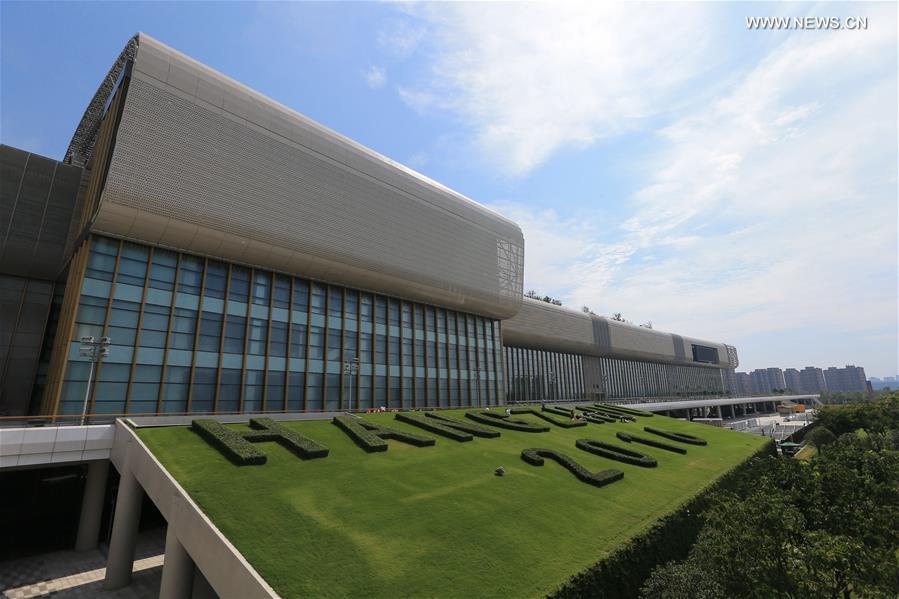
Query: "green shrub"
191 419 267 466
511 408 587 429
395 412 473 442
616 431 687 454
595 404 654 417
644 427 707 446
425 413 501 438
520 448 624 488
248 418 329 459
576 438 657 468
465 410 550 432
550 442 776 599
334 415 436 452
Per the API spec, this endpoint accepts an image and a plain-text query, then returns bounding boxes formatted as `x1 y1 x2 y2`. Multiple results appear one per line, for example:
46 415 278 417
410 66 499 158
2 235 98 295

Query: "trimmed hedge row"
395 412 473 442
576 438 658 468
616 431 687 455
465 410 550 433
644 426 707 446
550 441 776 599
191 419 267 466
333 416 436 452
573 406 621 422
521 448 624 488
546 405 615 423
248 418 330 459
511 408 587 429
425 412 501 438
594 403 654 417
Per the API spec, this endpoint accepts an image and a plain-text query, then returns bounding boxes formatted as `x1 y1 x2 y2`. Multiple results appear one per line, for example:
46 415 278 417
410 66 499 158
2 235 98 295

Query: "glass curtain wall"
503 346 584 403
57 236 503 415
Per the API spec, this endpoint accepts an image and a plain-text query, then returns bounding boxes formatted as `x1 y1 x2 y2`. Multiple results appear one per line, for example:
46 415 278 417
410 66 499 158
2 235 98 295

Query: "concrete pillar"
75 460 109 551
104 470 143 590
160 525 195 599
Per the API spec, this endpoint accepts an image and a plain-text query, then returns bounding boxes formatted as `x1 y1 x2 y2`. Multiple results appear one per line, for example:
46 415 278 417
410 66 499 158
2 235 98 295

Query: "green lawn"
138 409 767 598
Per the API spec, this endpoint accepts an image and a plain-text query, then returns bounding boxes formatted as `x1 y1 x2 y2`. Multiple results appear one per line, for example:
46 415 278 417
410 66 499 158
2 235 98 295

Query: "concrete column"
160 525 195 599
104 470 144 590
75 460 109 551
191 566 217 599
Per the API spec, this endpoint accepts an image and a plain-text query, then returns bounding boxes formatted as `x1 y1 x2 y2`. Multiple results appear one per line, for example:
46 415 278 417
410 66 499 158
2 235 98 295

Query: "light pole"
78 336 110 426
343 357 359 411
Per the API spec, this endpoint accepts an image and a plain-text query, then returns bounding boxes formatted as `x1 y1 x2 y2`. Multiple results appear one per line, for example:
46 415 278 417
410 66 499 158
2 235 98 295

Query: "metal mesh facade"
502 298 732 368
89 34 523 320
55 236 502 416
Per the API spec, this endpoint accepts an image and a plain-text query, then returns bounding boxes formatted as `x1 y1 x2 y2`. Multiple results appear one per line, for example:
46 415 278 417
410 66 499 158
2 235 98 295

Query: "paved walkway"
0 528 164 599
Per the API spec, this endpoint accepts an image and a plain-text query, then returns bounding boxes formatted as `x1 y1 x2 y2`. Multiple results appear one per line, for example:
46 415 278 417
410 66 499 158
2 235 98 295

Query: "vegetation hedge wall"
425 412 501 438
549 440 776 599
395 412 473 442
596 404 654 417
576 438 658 468
333 416 389 452
616 431 687 455
644 426 707 446
511 408 587 429
466 411 550 433
521 448 624 488
191 419 267 466
248 418 330 459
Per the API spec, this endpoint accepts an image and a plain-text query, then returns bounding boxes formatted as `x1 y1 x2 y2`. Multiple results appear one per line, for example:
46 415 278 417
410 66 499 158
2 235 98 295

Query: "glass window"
204 261 227 299
328 287 342 318
375 297 387 325
311 284 326 315
198 311 223 352
191 367 217 413
86 237 118 281
358 375 372 410
148 249 177 291
162 366 190 412
129 364 161 413
388 337 399 365
388 300 399 326
170 308 197 351
94 363 130 413
327 328 341 361
243 370 264 412
287 372 305 410
108 299 140 346
292 279 309 312
138 304 170 349
359 332 372 363
402 338 413 367
177 255 204 295
290 323 307 359
248 318 268 355
117 243 149 286
270 321 288 358
344 334 357 361
273 275 290 309
326 374 340 410
267 371 286 411
75 295 108 328
402 303 412 328
229 267 250 302
374 375 387 406
309 326 325 360
252 271 271 306
426 308 436 332
223 315 246 354
218 369 242 412
306 373 323 410
360 294 373 322
344 290 358 320
375 334 387 365
414 305 424 330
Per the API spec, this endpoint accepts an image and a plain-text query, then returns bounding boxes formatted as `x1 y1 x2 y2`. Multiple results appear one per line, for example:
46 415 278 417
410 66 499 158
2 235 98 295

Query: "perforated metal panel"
89 34 523 319
502 298 732 368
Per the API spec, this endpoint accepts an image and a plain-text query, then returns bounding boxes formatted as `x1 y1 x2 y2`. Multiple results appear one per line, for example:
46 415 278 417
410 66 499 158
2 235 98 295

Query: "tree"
641 321 653 329
612 312 624 321
806 426 836 449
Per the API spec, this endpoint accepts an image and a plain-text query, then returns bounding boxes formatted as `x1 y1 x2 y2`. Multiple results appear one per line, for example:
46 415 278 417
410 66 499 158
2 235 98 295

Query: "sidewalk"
0 528 164 599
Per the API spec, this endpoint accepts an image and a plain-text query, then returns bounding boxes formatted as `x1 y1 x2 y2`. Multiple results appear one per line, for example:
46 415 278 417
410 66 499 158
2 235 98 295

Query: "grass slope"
139 410 767 598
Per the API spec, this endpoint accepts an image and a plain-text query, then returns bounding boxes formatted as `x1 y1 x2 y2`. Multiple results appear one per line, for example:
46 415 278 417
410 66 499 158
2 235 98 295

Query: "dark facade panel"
0 145 83 281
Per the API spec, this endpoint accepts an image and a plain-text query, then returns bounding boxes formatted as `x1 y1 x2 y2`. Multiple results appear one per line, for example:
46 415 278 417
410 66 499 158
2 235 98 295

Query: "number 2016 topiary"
521 448 624 488
576 438 658 468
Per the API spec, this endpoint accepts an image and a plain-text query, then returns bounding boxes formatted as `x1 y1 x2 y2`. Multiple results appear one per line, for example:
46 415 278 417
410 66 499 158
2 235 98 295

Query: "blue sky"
2 2 896 377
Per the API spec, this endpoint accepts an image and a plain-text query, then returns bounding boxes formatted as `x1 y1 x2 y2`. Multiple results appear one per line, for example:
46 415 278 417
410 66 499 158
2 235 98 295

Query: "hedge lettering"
334 415 436 452
521 448 624 488
465 410 550 433
616 431 687 454
575 438 657 468
644 426 707 446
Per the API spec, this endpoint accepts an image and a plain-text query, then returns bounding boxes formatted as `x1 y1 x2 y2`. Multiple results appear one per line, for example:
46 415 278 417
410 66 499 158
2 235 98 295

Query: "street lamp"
78 336 110 426
343 357 359 411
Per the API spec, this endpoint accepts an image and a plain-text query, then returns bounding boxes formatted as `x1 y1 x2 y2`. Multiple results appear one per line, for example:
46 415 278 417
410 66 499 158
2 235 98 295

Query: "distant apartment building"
825 365 868 392
799 366 828 393
870 376 898 390
784 368 801 392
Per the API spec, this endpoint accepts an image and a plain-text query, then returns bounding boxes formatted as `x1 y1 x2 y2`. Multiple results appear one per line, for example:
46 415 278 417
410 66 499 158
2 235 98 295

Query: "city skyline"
2 2 896 376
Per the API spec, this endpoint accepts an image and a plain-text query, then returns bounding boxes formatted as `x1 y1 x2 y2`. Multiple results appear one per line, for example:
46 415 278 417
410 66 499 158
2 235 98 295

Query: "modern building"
1 33 738 421
824 365 868 393
799 366 828 393
783 368 801 393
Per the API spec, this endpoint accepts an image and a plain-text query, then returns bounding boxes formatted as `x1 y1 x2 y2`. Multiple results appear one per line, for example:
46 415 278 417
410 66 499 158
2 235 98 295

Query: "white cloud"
364 65 387 89
377 19 426 57
480 4 897 374
398 2 725 175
